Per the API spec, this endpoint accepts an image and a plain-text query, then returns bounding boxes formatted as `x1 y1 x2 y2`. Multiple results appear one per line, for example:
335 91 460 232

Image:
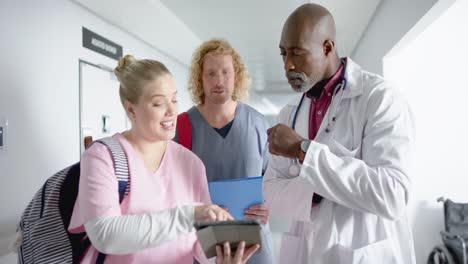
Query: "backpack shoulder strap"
94 137 129 202
177 112 192 150
90 137 130 264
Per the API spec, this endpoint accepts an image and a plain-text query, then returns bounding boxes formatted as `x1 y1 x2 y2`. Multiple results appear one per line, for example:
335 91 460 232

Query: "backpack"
177 112 192 150
18 137 130 264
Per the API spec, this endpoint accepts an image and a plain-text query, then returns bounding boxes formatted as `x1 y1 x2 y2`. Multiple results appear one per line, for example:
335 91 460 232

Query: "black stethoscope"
288 64 348 176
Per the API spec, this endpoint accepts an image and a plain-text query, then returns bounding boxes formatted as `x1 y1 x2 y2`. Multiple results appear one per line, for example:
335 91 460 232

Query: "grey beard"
286 71 317 93
291 78 318 93
291 83 311 93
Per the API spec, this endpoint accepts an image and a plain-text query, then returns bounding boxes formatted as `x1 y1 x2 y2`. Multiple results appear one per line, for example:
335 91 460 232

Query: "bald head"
279 3 341 93
283 3 336 46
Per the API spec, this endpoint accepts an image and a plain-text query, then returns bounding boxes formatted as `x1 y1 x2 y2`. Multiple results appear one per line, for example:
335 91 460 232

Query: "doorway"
79 60 129 154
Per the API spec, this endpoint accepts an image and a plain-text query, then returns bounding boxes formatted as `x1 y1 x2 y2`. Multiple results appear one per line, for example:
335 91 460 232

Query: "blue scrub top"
175 102 275 264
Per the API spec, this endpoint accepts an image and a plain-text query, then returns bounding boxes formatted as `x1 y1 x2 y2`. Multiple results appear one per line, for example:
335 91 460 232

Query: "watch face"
300 140 310 152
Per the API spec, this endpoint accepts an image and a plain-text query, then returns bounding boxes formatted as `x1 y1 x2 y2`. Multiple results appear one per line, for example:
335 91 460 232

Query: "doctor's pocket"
279 233 305 264
338 238 398 264
329 138 360 158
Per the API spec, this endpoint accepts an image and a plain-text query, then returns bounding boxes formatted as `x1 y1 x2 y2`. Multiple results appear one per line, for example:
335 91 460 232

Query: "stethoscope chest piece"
288 162 300 176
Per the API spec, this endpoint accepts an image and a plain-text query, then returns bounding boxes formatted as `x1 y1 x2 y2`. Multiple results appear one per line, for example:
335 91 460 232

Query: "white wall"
384 0 466 262
0 0 193 259
352 0 438 75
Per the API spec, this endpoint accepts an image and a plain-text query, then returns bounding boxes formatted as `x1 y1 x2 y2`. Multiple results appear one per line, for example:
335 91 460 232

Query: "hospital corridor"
1 0 468 263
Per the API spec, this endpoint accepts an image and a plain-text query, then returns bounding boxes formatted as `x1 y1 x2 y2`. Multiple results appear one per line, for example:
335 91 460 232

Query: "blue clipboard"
208 176 263 220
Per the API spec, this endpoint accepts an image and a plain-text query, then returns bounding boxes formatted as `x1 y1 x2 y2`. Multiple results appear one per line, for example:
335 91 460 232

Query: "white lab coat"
263 58 416 264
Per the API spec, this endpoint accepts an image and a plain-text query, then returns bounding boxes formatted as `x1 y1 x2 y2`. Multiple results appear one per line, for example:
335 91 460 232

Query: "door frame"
78 59 115 154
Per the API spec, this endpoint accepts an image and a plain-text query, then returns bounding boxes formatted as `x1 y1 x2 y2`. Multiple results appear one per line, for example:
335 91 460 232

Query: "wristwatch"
300 139 311 154
297 139 310 164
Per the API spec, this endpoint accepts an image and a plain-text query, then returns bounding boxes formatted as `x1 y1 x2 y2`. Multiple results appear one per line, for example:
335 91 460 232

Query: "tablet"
194 219 262 258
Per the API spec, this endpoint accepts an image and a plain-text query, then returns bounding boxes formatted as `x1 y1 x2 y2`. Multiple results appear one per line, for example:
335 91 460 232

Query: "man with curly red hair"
175 38 275 264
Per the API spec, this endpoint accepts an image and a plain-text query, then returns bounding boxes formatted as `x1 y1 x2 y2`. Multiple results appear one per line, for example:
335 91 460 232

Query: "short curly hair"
188 38 250 105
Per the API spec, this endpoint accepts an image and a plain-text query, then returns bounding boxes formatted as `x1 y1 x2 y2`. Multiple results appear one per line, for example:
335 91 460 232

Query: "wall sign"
82 27 123 60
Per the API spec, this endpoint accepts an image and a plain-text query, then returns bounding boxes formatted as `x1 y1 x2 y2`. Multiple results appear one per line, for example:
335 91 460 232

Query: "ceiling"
161 0 382 93
73 0 382 114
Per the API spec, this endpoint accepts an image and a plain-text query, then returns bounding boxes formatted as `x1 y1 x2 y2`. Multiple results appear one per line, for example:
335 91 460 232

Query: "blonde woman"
68 55 258 263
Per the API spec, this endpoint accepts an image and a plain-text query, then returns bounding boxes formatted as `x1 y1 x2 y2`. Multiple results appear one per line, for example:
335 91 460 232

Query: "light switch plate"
0 117 7 151
0 126 3 149
102 115 110 133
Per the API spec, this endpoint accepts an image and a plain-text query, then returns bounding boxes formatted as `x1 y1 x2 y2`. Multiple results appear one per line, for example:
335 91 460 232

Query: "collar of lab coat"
288 57 363 106
343 57 364 99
